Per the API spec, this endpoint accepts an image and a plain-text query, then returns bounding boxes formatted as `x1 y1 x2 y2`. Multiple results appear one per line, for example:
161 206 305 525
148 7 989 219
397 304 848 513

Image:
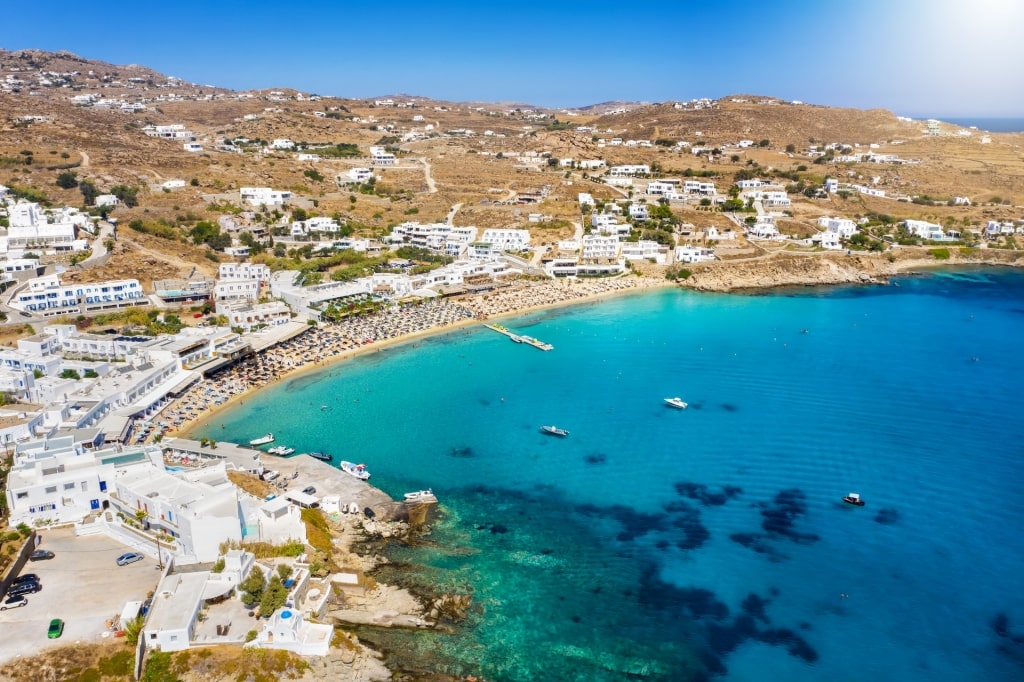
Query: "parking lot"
0 528 162 662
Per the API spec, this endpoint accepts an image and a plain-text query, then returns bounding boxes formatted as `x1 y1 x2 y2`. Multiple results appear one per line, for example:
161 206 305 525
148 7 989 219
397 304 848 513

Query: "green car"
47 618 64 639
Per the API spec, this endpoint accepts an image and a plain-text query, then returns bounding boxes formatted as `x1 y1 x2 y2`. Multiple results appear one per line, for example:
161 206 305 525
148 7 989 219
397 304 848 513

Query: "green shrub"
929 248 951 260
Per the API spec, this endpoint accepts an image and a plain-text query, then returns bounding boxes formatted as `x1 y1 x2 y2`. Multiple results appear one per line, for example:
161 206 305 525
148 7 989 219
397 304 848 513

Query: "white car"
116 552 144 566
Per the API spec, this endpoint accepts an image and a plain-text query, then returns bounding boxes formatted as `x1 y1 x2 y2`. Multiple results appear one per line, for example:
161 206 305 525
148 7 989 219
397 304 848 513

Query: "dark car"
0 595 28 611
7 581 40 597
29 549 55 561
302 486 316 495
11 573 40 585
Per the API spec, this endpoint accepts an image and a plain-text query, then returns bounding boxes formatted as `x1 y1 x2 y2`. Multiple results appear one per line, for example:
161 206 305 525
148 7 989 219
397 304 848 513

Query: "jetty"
483 323 553 351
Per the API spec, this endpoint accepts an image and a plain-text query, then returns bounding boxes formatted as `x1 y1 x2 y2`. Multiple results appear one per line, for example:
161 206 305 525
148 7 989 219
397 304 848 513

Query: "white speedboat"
250 433 275 446
540 425 569 437
340 461 370 480
404 489 436 502
268 446 295 456
664 397 688 409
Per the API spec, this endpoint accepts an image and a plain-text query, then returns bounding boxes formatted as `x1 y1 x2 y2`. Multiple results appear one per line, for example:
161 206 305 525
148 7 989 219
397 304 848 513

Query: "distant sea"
924 117 1024 133
199 268 1024 681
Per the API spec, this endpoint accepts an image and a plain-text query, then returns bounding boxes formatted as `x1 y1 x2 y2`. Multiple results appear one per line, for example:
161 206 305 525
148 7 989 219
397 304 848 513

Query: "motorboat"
509 334 523 343
664 397 688 409
340 461 371 480
249 433 274 446
842 492 865 506
309 451 333 462
540 425 569 437
268 446 295 456
404 489 436 502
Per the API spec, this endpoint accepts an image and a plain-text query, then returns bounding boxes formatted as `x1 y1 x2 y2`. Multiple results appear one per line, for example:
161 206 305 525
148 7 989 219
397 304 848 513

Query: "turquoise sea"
201 268 1024 681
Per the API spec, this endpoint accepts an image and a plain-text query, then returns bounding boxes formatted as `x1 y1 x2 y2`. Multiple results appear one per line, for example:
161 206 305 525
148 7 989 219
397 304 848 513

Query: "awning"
201 580 236 600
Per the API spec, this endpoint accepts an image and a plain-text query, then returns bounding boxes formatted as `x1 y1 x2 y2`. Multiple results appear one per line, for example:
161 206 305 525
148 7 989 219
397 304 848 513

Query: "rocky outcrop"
680 249 1024 293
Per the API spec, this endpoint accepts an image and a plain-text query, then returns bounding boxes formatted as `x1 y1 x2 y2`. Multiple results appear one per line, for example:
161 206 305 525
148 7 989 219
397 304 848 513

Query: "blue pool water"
199 268 1024 681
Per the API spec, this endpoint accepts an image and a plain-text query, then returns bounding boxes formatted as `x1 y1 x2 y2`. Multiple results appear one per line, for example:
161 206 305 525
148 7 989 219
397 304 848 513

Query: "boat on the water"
540 425 569 437
664 397 688 409
340 461 370 480
843 492 865 506
249 433 274 446
404 489 436 502
308 451 333 462
268 446 295 456
509 334 523 343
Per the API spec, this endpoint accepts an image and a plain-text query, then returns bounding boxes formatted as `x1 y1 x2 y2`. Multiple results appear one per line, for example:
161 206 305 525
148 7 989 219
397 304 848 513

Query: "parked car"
47 618 64 639
29 549 55 561
11 573 40 586
115 552 144 566
0 595 28 611
7 581 40 597
302 486 316 495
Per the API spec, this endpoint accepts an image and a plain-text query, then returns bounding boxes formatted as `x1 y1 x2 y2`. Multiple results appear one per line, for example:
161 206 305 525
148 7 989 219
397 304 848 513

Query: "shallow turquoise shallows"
201 268 1024 681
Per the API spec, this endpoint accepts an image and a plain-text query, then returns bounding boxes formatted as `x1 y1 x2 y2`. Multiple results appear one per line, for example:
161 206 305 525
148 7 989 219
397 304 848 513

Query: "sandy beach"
163 275 667 438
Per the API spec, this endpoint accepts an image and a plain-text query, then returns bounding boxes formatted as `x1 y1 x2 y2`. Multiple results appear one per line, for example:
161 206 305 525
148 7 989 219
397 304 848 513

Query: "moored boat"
404 489 436 502
664 397 688 409
250 433 274 446
309 451 333 462
268 446 295 456
540 425 569 437
843 492 865 506
340 460 370 480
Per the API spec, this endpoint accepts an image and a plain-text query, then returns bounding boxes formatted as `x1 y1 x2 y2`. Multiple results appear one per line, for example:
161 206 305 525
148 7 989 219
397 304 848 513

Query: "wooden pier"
483 324 553 351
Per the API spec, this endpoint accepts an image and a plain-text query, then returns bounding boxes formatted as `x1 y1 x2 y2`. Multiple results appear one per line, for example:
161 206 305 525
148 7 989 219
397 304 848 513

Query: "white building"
646 180 679 196
369 145 397 166
94 194 120 208
2 202 86 255
824 178 839 193
621 240 666 264
675 245 716 263
904 219 947 241
479 229 531 252
581 234 620 261
683 180 717 196
144 124 193 140
215 300 291 332
608 165 650 177
252 606 333 657
817 216 858 237
161 180 186 190
272 138 295 150
13 274 145 315
628 203 649 221
337 168 373 185
240 187 292 207
578 192 595 207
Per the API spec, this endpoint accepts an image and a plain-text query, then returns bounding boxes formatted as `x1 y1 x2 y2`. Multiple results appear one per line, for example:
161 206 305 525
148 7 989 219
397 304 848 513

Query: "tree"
291 207 308 222
239 565 266 605
785 144 796 154
55 171 78 189
59 368 81 380
79 180 99 206
260 574 289 615
111 184 139 208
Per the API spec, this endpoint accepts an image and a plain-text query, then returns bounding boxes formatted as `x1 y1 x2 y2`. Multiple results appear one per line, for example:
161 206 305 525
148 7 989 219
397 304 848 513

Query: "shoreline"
168 252 1020 438
174 276 669 439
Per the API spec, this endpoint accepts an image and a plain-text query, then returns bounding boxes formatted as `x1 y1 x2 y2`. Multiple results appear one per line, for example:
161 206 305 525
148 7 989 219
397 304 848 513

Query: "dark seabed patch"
720 403 739 412
584 453 608 465
759 489 820 544
662 500 712 550
448 446 475 458
874 508 901 525
574 503 669 542
675 481 743 506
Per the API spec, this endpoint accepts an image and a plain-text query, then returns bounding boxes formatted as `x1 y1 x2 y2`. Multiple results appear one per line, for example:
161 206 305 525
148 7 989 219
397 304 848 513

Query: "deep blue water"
922 117 1024 133
201 269 1024 681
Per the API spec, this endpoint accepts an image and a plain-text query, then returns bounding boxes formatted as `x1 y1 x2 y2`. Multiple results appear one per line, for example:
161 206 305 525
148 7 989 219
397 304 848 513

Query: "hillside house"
240 187 291 207
608 165 650 177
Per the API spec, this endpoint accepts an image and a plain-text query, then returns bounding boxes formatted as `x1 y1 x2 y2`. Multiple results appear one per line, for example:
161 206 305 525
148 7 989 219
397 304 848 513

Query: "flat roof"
145 572 210 633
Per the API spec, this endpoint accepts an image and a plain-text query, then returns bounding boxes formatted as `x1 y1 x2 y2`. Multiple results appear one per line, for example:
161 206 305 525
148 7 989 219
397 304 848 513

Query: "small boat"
249 433 275 446
268 446 295 456
540 425 569 437
340 460 370 480
664 397 688 409
843 492 865 506
309 451 333 462
404 489 436 502
509 334 523 343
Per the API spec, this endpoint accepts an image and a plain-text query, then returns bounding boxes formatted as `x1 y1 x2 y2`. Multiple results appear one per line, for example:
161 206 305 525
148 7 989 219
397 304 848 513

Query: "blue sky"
3 0 1022 116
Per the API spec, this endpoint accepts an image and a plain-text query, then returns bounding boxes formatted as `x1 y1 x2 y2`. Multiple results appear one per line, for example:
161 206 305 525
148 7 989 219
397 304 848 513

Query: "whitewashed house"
675 245 716 263
94 194 120 208
369 145 397 166
608 164 650 177
904 219 947 241
621 240 666 264
251 607 333 657
581 234 620 261
629 203 650 221
337 168 373 185
817 216 858 238
240 187 291 207
479 228 531 252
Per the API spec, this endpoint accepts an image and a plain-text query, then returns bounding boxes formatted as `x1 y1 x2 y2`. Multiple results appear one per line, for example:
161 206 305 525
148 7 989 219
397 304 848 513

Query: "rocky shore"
680 248 1024 292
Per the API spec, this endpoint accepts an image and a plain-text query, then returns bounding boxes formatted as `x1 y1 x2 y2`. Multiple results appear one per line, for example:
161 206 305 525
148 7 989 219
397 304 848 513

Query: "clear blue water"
200 268 1024 681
